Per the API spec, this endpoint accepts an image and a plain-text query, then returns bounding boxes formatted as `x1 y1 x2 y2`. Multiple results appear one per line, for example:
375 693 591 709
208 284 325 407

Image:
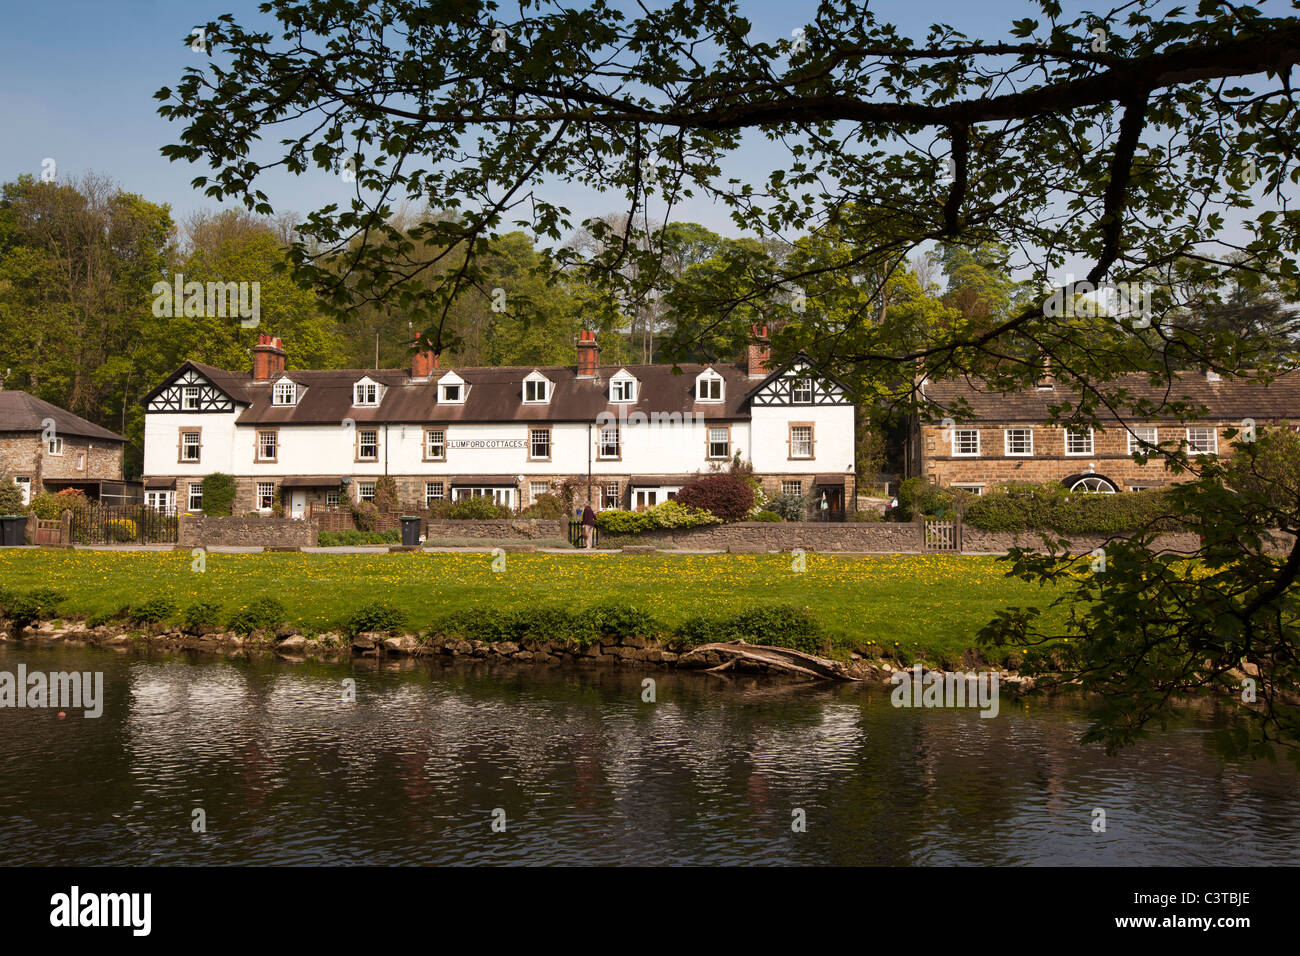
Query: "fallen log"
676 641 861 682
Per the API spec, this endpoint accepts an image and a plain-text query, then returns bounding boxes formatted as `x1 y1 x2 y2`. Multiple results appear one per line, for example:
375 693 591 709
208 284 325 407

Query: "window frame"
530 481 551 503
255 428 279 463
178 428 202 464
602 481 620 509
597 423 621 460
1003 428 1033 457
47 436 64 456
1186 426 1218 455
791 378 814 404
255 481 275 512
423 426 447 462
610 377 637 403
528 426 552 461
181 386 201 411
272 381 297 406
325 491 341 510
707 424 731 460
355 428 379 463
425 481 445 507
14 476 32 506
356 481 376 503
951 428 981 457
1064 427 1094 456
353 381 380 406
188 482 204 513
781 480 803 497
522 378 549 404
438 382 464 404
951 483 985 496
788 422 816 460
695 371 724 402
1128 425 1158 456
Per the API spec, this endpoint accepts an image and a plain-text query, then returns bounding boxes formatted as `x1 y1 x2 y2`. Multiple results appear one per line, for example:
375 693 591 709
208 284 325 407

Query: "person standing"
581 502 596 549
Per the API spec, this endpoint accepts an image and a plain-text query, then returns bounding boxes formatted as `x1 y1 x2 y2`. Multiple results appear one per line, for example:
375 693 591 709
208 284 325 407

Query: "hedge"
594 500 721 534
962 482 1186 533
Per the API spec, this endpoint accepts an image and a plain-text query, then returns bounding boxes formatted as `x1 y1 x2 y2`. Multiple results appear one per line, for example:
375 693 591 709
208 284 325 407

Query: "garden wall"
635 520 924 551
422 519 567 540
960 527 1203 554
178 515 318 549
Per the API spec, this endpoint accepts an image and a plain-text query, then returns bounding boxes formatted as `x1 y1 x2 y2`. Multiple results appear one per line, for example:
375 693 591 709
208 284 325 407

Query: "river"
1 643 1297 865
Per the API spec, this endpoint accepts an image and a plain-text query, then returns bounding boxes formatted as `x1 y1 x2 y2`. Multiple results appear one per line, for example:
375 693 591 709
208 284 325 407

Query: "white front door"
290 491 306 519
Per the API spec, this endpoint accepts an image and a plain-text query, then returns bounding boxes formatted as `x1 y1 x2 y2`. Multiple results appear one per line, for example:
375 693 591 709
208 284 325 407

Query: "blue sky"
0 0 1053 237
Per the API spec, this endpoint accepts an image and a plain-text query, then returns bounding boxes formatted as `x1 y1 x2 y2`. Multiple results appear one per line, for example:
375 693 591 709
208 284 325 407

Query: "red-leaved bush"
674 474 755 521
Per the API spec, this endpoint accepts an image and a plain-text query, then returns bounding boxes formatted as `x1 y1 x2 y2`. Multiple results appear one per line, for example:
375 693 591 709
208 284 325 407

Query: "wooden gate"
923 517 960 552
34 518 65 546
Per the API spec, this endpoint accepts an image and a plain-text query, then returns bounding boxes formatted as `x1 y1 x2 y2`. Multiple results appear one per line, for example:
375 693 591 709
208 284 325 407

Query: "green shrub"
0 476 26 514
5 588 66 630
897 477 954 520
317 529 400 546
763 493 808 521
350 499 380 531
425 604 659 646
344 599 408 637
106 518 138 542
750 509 782 522
226 596 288 634
520 492 565 519
963 482 1181 533
578 603 659 640
128 596 177 625
0 587 14 613
201 473 238 516
445 496 511 519
595 508 649 534
180 600 223 633
373 475 400 513
676 603 824 654
595 501 720 535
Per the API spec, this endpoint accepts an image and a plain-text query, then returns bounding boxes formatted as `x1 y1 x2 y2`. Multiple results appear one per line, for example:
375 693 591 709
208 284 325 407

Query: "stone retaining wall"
178 514 319 548
422 519 567 540
635 520 924 551
959 528 1204 554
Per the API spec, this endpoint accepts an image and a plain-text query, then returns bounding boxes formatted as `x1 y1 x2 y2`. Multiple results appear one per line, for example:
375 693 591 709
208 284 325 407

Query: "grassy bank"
0 550 1072 663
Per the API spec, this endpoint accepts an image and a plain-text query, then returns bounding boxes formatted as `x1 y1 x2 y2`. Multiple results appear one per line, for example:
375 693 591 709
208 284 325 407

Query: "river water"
1 643 1297 865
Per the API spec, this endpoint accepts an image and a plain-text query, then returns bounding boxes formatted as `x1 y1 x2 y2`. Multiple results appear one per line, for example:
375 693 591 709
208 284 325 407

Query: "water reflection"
0 644 1296 865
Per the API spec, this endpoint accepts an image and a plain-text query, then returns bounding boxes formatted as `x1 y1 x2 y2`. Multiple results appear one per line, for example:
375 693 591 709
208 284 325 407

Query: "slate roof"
0 390 125 442
922 371 1300 423
170 361 766 425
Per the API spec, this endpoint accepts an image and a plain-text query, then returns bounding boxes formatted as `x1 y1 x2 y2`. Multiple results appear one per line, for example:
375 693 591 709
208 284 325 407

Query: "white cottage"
141 328 857 518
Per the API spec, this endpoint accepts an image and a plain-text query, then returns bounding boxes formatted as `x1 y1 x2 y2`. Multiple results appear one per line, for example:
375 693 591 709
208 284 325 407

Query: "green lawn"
0 550 1071 661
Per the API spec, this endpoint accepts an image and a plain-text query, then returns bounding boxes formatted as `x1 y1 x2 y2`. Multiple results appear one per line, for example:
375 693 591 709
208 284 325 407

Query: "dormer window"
522 371 551 404
610 370 638 403
695 369 724 402
437 370 467 404
272 381 297 406
353 380 381 406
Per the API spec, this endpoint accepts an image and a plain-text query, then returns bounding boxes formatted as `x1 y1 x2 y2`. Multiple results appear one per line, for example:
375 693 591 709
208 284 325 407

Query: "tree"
157 0 1300 753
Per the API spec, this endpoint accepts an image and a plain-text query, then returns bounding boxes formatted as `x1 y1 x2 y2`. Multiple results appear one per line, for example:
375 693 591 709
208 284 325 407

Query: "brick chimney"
577 329 600 378
252 334 286 383
1035 353 1054 389
747 324 771 378
411 341 439 381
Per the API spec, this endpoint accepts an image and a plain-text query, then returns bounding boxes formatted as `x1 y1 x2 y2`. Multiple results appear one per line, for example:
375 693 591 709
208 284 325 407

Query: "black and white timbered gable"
145 365 240 413
744 354 853 407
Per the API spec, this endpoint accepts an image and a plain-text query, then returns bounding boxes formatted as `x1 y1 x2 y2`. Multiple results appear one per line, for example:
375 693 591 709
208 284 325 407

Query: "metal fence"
568 519 599 548
71 505 179 545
